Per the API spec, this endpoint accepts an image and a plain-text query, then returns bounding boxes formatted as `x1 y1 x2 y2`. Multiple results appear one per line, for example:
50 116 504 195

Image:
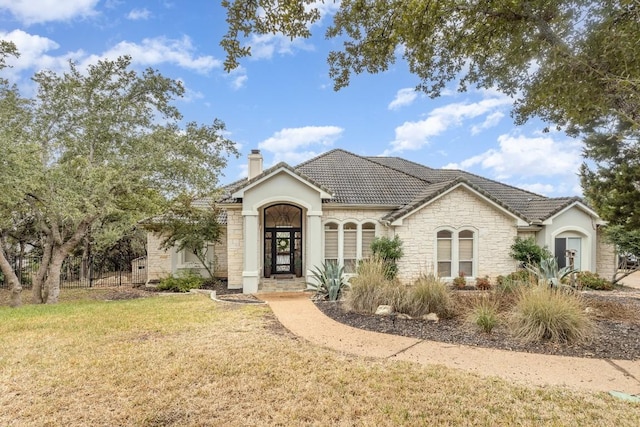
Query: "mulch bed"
315 291 640 361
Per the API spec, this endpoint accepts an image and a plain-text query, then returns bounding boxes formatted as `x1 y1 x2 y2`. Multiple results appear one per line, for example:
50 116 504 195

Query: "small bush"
475 276 492 290
406 274 454 318
470 296 500 333
575 271 613 290
370 236 404 279
158 271 204 293
510 236 552 266
509 285 594 343
496 270 535 294
452 272 467 289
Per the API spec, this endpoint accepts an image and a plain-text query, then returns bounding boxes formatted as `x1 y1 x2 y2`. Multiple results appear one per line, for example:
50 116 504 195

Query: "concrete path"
257 292 640 395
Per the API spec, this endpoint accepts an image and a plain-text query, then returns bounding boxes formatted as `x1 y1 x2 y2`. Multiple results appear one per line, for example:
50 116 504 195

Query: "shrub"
370 236 403 279
470 296 500 333
496 270 535 295
510 236 552 266
575 271 613 290
452 271 467 289
345 257 404 313
406 274 454 318
308 262 349 301
509 285 594 343
158 270 204 292
475 276 491 290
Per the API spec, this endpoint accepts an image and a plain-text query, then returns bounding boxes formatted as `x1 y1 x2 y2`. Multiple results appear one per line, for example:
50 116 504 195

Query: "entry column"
306 212 323 286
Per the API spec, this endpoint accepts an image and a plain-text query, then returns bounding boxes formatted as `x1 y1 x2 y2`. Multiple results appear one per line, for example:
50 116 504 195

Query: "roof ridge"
293 148 349 169
370 155 548 200
363 155 433 185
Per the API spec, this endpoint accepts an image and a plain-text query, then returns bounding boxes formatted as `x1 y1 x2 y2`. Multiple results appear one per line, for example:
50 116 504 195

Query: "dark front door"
263 204 303 278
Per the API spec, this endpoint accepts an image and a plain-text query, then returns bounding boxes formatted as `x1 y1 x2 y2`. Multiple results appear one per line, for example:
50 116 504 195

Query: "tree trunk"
33 241 53 304
44 249 66 304
0 249 22 307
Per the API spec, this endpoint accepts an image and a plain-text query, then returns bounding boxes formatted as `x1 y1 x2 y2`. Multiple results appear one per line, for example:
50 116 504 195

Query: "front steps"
258 276 308 293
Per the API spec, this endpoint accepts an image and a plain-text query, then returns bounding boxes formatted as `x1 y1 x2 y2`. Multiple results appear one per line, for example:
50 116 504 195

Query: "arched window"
436 228 477 278
437 230 453 277
458 230 474 276
361 222 376 258
343 222 358 273
324 222 339 265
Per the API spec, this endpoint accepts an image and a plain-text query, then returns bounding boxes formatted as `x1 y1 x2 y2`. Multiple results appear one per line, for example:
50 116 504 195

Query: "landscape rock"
375 305 393 316
423 313 440 322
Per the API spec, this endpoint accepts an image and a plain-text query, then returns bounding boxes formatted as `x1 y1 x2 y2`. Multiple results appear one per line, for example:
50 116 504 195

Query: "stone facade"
146 232 172 283
394 187 519 282
225 207 244 289
596 229 617 280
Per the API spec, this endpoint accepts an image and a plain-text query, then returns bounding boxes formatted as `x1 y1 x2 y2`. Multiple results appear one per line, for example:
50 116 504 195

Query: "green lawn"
0 289 638 426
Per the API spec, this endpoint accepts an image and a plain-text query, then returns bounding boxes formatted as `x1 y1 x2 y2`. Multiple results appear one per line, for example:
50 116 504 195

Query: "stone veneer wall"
225 207 244 289
394 187 519 283
212 229 228 277
321 208 393 235
596 228 617 281
146 232 172 283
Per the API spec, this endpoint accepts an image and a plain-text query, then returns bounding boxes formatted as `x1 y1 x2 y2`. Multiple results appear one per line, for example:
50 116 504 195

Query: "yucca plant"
308 262 349 301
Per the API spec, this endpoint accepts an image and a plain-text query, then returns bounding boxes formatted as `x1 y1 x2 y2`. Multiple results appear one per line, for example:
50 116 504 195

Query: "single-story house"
147 148 616 293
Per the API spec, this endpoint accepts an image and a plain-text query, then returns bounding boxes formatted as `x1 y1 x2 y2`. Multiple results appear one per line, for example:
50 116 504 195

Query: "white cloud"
1 30 221 77
259 126 343 154
79 36 221 74
388 88 418 110
471 111 504 135
443 132 583 195
388 95 512 152
0 0 99 25
127 8 151 20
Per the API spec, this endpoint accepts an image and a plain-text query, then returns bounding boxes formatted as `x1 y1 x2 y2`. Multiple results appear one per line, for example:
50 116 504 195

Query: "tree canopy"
0 52 237 306
222 1 639 133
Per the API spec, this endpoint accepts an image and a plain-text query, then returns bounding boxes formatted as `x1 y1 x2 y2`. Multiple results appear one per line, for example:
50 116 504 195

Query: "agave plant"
525 257 576 288
307 262 349 301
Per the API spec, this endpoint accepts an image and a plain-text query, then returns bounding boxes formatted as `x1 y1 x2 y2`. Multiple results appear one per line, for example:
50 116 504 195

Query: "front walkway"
257 292 640 395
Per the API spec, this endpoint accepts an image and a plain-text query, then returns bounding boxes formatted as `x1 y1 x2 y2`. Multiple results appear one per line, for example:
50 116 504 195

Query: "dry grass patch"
0 289 638 426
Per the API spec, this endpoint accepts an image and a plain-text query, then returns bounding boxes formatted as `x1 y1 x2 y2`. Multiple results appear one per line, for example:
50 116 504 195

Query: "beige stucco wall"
596 228 617 280
146 232 173 283
393 187 519 283
538 206 598 272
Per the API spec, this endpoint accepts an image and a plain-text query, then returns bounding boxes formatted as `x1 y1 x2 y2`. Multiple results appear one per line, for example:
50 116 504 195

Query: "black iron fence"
0 254 147 289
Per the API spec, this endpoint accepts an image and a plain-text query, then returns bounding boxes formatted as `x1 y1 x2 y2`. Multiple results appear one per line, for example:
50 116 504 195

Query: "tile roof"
221 149 596 224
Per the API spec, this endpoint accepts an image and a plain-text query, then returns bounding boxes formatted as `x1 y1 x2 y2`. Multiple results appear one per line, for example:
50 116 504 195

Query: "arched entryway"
264 204 303 277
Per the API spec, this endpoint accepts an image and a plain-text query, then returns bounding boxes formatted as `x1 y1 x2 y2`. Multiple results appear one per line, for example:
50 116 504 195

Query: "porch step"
258 277 308 293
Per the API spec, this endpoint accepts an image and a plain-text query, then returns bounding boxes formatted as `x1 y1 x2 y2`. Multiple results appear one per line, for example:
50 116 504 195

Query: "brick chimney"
248 149 263 180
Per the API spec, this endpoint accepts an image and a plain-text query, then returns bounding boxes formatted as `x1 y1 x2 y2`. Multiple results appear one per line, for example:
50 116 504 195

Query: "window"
361 222 376 258
343 222 357 273
323 220 377 273
324 222 339 265
437 230 452 277
436 229 476 278
555 236 581 270
458 230 474 276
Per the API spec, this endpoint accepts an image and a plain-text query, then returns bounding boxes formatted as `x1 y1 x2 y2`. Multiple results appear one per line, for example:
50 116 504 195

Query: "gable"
388 182 528 227
238 169 329 213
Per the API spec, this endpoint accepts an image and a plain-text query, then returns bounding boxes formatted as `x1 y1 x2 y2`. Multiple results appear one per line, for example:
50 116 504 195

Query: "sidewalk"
257 292 640 395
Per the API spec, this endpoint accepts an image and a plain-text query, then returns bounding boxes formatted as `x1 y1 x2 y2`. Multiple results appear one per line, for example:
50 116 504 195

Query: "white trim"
232 167 333 199
322 218 379 272
550 226 591 271
390 183 528 226
251 195 314 213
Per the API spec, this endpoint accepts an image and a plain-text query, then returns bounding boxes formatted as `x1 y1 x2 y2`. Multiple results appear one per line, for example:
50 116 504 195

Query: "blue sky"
0 0 584 196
